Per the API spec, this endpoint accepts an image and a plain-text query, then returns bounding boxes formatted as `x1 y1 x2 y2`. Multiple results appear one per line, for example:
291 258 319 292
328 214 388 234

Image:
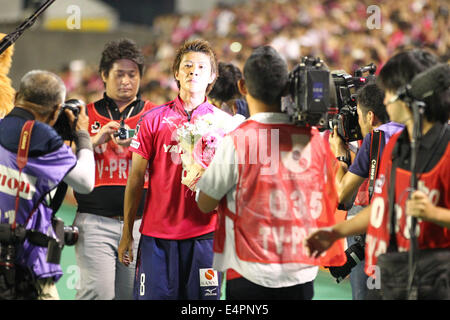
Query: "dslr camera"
0 217 78 277
327 235 365 283
53 99 85 141
283 56 377 142
0 220 78 299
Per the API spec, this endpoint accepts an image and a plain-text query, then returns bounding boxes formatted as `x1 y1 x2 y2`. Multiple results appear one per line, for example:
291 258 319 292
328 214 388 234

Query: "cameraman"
0 70 94 299
328 83 403 299
196 46 343 299
305 49 450 300
72 39 155 300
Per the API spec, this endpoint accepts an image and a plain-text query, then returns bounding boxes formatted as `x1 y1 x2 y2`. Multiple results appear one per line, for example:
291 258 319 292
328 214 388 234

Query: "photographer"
328 83 404 299
72 39 156 300
305 49 450 300
196 46 344 300
0 70 94 299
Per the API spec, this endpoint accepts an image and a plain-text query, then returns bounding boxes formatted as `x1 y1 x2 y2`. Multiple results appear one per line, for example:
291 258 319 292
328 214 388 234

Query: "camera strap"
12 120 35 230
368 130 384 201
48 182 68 214
387 145 400 253
106 103 136 122
123 106 135 120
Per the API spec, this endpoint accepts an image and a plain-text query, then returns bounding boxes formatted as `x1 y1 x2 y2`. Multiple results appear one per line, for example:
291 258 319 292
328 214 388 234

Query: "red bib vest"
88 101 154 187
365 134 450 275
215 121 346 266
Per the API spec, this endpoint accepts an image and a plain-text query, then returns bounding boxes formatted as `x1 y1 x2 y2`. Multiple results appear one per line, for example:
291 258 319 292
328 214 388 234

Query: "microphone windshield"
410 63 450 100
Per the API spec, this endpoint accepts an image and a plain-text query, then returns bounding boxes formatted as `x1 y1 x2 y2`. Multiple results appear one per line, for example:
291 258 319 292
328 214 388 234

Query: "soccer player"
118 39 223 300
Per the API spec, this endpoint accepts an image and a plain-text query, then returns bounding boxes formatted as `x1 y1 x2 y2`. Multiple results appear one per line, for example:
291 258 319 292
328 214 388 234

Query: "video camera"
283 56 331 128
329 63 377 142
113 120 135 140
283 56 377 142
53 99 85 141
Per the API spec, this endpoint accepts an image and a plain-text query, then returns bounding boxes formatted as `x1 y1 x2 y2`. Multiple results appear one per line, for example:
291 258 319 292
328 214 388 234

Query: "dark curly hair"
99 38 145 77
208 62 242 102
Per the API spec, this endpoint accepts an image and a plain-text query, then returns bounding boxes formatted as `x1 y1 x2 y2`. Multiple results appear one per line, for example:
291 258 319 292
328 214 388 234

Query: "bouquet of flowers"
165 110 245 191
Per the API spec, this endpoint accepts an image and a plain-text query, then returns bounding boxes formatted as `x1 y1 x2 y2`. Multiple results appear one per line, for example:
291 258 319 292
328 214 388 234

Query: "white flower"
167 110 245 191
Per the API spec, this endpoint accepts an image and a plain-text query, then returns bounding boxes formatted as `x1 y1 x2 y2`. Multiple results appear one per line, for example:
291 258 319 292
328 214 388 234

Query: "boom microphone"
0 0 56 56
398 63 450 101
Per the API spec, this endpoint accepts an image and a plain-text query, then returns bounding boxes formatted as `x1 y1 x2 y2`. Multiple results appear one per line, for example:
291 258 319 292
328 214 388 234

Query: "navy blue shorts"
134 235 221 300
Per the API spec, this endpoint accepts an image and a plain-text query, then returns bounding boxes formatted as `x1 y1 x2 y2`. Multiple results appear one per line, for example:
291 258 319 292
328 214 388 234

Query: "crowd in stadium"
61 0 449 105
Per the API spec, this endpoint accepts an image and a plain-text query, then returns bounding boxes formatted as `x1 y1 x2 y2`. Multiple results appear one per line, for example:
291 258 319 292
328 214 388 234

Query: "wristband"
75 129 93 152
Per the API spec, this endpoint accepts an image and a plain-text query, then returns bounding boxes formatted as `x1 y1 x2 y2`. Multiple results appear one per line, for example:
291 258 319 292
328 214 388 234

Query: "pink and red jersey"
129 96 217 240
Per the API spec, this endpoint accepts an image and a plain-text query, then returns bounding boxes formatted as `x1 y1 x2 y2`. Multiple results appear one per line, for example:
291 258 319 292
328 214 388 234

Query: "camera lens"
54 99 84 141
63 225 79 246
327 241 365 282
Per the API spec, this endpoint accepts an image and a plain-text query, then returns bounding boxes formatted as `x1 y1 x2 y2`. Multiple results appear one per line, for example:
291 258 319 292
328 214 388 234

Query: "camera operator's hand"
112 122 133 147
76 104 89 132
115 136 133 147
64 103 89 132
406 191 450 228
329 126 348 158
91 121 121 147
304 227 340 259
406 190 445 222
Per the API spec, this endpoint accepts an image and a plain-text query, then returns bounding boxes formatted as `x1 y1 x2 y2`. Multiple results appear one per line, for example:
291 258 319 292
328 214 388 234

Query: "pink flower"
193 130 226 168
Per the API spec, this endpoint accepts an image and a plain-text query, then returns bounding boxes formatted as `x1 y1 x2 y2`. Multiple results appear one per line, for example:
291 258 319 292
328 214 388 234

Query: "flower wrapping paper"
165 110 245 191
